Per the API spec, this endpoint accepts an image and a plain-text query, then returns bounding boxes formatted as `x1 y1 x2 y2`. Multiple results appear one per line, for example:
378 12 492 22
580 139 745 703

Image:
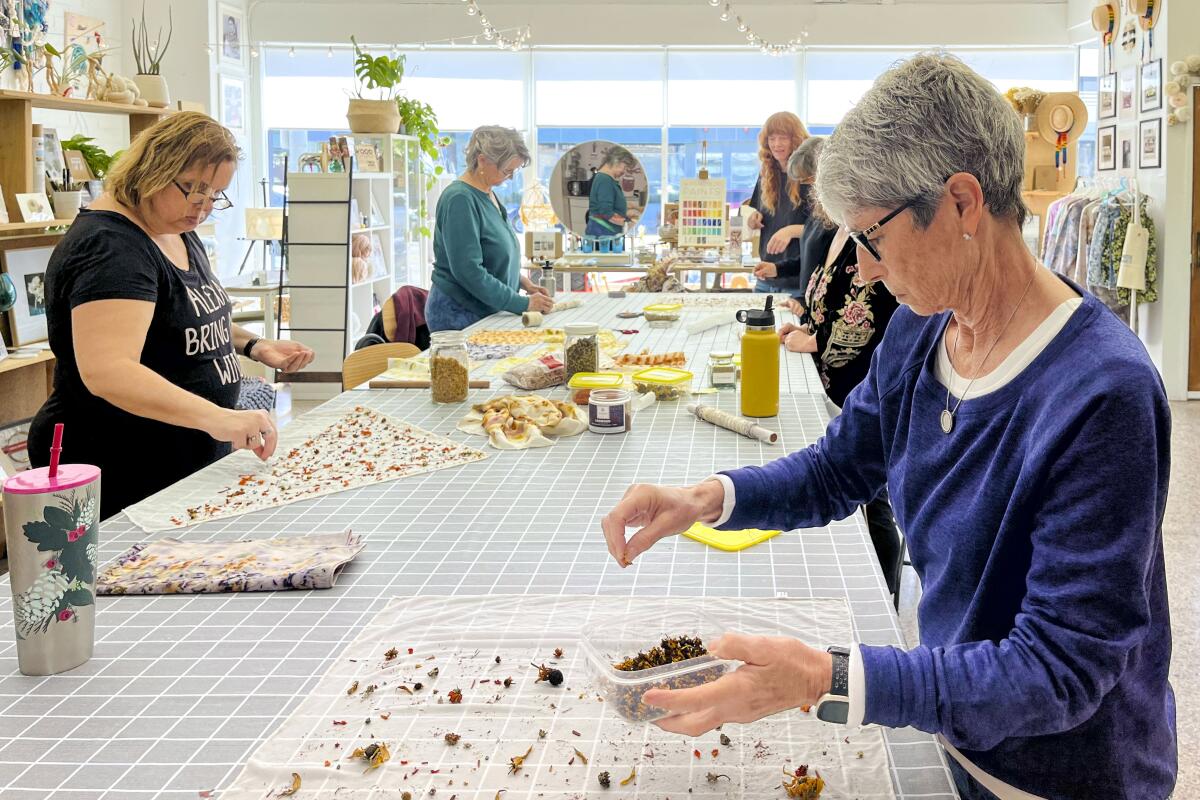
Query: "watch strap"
815 646 851 724
243 337 261 360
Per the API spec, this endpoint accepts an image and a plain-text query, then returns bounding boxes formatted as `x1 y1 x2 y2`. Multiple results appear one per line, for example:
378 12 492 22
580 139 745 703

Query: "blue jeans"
425 286 484 333
946 756 1002 800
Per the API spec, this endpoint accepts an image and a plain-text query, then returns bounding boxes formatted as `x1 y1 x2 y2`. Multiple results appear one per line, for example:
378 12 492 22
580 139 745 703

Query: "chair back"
341 342 421 390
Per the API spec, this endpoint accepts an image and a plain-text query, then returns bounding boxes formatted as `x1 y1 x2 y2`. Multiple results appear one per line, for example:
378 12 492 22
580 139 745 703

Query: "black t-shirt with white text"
30 210 242 519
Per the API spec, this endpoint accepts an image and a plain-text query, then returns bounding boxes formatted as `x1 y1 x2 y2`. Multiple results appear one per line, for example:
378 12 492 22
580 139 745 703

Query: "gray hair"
816 52 1027 229
465 125 530 173
602 146 638 171
787 137 824 182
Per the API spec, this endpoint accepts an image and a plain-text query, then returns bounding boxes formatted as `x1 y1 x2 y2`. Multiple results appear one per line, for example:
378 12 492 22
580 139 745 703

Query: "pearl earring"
962 233 973 241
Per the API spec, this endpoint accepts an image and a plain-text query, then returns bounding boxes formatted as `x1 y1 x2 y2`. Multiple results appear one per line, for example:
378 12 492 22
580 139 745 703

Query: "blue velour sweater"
720 286 1176 799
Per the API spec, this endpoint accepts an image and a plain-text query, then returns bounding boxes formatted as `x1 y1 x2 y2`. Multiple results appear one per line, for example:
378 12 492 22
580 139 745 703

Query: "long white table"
0 293 956 799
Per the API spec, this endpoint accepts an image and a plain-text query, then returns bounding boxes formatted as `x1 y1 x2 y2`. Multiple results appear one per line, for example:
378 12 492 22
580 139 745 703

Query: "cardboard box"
525 231 563 260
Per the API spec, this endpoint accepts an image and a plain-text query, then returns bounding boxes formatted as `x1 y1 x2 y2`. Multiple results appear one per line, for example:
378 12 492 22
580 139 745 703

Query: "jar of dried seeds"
563 323 600 381
430 330 470 403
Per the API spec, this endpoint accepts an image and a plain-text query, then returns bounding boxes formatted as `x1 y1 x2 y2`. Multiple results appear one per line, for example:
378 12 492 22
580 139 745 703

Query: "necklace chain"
942 267 1039 433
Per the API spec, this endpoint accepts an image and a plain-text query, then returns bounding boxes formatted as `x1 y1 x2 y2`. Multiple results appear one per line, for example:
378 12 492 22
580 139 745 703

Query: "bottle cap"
736 295 776 327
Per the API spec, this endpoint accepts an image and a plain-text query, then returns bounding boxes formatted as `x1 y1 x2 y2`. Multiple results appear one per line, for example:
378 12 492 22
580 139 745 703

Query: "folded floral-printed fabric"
96 530 364 594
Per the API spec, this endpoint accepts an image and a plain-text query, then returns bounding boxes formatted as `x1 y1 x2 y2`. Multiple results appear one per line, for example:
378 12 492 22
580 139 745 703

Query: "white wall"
249 1 1071 48
1066 0 1196 400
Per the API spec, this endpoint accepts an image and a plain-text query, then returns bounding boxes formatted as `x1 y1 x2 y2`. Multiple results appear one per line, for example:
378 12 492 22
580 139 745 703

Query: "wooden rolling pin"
369 378 492 389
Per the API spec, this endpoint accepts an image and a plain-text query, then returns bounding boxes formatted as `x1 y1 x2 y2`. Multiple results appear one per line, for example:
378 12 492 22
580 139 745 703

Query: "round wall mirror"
548 140 649 239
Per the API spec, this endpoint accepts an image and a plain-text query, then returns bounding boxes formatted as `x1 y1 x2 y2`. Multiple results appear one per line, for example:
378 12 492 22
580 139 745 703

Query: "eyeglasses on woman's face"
174 180 233 211
847 200 916 262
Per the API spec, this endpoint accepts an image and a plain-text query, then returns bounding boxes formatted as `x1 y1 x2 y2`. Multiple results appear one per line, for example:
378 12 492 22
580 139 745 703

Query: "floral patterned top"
796 237 899 408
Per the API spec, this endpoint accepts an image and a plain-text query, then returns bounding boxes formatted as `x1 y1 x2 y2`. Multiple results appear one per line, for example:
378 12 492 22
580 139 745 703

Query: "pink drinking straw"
48 423 64 480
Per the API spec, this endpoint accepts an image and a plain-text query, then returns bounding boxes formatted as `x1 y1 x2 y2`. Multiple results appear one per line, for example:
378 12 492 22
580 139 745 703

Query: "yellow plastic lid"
643 303 683 313
632 367 694 386
567 372 625 389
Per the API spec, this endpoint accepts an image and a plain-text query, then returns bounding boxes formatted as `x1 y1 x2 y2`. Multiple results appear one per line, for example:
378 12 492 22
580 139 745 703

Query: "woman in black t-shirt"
29 113 314 519
743 111 811 293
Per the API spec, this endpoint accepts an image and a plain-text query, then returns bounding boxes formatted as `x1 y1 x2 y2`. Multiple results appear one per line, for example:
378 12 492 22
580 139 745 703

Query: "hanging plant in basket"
347 36 404 134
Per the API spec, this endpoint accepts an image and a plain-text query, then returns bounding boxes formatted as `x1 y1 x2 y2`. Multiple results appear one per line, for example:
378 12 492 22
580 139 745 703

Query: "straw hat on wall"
1035 93 1089 146
1129 0 1162 30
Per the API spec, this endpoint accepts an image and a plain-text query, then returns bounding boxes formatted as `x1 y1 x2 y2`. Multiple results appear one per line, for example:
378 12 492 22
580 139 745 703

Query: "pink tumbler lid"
3 464 101 495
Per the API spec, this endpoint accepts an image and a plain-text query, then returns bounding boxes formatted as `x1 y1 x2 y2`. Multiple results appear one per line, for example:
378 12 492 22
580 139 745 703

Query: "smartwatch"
243 337 261 360
815 646 850 724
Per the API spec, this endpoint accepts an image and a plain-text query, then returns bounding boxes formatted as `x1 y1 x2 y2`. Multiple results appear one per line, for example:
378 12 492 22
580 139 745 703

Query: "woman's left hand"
643 633 832 736
252 339 316 372
779 323 817 353
766 227 798 255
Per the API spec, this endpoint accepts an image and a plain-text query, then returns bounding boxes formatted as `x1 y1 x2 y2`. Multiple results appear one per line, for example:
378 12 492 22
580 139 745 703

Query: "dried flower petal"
508 746 533 774
385 647 399 661
573 749 589 765
620 768 637 786
350 742 391 770
279 772 301 796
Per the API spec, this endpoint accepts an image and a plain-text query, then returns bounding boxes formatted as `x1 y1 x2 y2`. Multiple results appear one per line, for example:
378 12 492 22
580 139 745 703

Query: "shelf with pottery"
0 88 172 236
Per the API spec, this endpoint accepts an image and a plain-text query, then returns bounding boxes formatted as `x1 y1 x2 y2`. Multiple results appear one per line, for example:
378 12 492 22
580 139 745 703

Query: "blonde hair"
757 111 809 214
105 112 240 208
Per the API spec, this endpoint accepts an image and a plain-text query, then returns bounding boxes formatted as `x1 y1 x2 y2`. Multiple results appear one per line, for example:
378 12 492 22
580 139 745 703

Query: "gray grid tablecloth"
0 293 956 799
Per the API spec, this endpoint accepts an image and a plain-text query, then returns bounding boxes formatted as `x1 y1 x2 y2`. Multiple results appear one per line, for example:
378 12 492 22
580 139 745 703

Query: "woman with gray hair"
427 125 552 331
599 53 1174 800
586 145 639 238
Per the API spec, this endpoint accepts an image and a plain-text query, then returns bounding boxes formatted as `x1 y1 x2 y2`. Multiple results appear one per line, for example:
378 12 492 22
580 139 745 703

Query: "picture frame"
1139 117 1162 169
1118 66 1137 121
1118 125 1137 175
42 128 65 181
15 193 54 223
1140 59 1163 113
1099 73 1117 120
0 246 53 346
1097 125 1117 171
217 3 246 69
64 12 104 49
219 74 245 132
354 142 381 173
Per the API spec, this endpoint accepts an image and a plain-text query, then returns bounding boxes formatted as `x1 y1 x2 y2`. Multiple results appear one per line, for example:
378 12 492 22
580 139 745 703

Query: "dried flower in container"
350 742 391 770
508 746 533 774
532 663 564 686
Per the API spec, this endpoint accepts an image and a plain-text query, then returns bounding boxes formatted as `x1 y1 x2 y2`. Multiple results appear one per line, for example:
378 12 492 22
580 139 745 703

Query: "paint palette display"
678 178 728 247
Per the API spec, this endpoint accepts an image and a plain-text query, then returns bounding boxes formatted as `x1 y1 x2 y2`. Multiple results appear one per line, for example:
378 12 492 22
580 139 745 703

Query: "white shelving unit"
351 133 433 289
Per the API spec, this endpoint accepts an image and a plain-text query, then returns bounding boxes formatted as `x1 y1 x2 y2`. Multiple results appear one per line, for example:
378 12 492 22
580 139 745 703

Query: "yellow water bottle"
736 296 779 418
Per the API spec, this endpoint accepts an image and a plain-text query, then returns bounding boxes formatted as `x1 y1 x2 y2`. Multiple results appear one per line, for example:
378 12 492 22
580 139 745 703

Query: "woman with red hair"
744 111 810 293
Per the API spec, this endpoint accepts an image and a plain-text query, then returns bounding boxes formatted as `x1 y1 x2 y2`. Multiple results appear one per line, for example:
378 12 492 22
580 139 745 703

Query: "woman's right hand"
745 210 764 230
601 481 726 567
754 261 777 279
527 293 555 313
206 408 278 460
779 323 817 353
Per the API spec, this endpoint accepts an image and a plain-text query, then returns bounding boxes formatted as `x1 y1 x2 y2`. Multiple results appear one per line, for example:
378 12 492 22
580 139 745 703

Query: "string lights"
714 1 809 56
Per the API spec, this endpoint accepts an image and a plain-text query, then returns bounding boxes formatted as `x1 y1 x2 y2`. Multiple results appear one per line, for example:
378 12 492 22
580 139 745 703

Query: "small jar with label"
589 389 632 434
429 330 469 403
708 351 737 388
563 323 600 381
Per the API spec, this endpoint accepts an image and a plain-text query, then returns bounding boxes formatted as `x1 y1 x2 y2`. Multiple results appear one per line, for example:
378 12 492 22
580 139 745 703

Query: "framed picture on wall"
219 74 245 132
218 4 246 69
1099 73 1117 119
1140 59 1163 113
1118 66 1137 121
0 247 53 346
1097 125 1117 171
1139 118 1162 169
1118 125 1137 175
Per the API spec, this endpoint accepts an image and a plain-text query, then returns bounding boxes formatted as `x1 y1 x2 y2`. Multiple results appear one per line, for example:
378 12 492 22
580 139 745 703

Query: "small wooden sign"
63 150 94 184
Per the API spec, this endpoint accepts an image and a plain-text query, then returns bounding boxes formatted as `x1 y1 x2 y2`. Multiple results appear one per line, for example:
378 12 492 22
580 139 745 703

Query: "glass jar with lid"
708 351 737 388
429 330 469 403
563 323 600 381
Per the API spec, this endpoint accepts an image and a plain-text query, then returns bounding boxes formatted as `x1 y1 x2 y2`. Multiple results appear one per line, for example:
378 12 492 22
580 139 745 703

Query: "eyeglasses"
174 181 233 210
846 199 915 262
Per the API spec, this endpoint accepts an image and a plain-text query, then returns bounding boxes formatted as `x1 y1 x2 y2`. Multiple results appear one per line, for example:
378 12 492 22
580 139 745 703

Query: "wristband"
815 646 850 724
243 338 261 360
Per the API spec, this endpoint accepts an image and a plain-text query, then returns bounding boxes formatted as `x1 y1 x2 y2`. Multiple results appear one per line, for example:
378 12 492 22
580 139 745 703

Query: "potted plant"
347 36 404 134
60 135 122 178
130 1 172 108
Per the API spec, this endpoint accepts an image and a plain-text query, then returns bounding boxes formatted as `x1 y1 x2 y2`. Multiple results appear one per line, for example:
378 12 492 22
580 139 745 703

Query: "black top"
748 163 812 264
796 237 899 408
775 219 839 296
29 210 242 520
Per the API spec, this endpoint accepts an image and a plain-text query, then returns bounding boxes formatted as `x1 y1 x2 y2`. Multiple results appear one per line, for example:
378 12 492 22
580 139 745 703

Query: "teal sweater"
588 172 627 223
431 180 526 317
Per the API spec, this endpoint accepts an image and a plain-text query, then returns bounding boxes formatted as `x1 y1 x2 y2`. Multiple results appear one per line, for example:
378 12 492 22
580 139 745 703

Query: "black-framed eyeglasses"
174 181 233 211
847 199 916 262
